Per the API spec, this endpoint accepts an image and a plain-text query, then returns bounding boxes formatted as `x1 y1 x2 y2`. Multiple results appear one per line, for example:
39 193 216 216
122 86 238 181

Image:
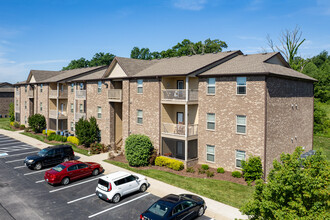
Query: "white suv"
95 171 149 203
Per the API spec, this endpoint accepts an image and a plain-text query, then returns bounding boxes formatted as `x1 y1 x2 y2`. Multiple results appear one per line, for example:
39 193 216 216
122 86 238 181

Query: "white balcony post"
74 83 76 125
56 83 59 131
185 76 189 162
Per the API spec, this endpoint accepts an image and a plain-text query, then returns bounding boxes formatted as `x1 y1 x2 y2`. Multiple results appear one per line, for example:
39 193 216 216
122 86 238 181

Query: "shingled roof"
27 70 59 83
0 82 14 92
69 68 108 82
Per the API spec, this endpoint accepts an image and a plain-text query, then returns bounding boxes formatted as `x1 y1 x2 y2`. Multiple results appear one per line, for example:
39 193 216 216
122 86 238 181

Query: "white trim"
207 78 216 95
236 115 247 134
137 79 143 94
206 144 215 163
206 113 215 131
137 109 143 124
236 77 247 95
235 150 246 168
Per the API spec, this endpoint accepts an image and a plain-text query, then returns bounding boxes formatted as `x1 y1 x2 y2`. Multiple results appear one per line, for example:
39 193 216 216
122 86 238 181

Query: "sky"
0 0 329 84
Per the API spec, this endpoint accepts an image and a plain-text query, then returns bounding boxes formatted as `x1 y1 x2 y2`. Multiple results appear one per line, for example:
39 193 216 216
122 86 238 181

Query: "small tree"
241 156 263 184
125 134 154 167
28 114 46 133
240 147 330 219
75 117 100 147
9 103 15 122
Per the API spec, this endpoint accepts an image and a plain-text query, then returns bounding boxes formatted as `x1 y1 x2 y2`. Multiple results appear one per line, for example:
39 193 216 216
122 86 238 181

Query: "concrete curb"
0 129 249 220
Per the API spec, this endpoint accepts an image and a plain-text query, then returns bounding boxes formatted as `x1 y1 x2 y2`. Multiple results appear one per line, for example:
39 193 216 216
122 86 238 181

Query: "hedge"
67 136 80 146
155 156 184 171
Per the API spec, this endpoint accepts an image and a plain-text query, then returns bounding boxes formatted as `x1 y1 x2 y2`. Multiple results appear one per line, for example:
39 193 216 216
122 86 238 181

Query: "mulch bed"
110 154 248 185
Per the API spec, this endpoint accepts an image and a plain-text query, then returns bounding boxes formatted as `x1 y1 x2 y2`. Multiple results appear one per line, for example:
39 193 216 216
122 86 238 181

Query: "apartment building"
15 50 316 174
0 82 14 117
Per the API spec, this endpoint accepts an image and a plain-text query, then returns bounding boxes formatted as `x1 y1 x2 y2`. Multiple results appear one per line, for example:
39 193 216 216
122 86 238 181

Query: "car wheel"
197 206 205 217
92 169 99 176
61 177 70 185
34 162 42 170
63 157 69 162
112 194 121 203
140 184 147 192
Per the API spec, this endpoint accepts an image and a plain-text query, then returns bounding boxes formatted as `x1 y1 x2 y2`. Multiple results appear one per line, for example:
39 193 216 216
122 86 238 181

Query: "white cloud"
172 0 207 11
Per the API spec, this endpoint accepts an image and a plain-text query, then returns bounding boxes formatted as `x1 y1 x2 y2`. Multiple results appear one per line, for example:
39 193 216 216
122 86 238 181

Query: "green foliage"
125 134 154 167
9 103 14 122
240 147 330 219
42 130 46 135
28 114 46 133
62 52 115 70
154 156 184 171
206 170 214 177
314 102 330 135
47 134 56 141
241 156 263 184
47 130 56 136
90 143 107 154
231 171 242 178
130 38 228 60
217 167 225 173
186 167 195 173
47 134 66 142
198 168 206 174
13 121 20 128
75 117 100 147
19 124 25 129
201 164 209 170
67 136 80 146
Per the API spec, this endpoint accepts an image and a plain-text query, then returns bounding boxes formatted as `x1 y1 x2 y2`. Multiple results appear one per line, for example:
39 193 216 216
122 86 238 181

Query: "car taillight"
107 183 112 192
140 215 144 220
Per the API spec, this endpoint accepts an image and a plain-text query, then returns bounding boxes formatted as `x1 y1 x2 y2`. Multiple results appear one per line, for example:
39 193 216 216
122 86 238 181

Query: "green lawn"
20 132 90 156
104 160 254 208
0 118 15 131
314 135 330 161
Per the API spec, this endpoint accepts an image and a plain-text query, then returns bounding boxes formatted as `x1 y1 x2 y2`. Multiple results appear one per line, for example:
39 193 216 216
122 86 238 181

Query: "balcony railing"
49 110 67 119
108 89 122 102
59 90 68 98
15 91 20 96
49 90 57 98
75 112 86 121
76 90 86 99
15 105 20 112
49 90 68 99
49 110 57 118
162 89 198 102
28 90 34 98
162 123 198 137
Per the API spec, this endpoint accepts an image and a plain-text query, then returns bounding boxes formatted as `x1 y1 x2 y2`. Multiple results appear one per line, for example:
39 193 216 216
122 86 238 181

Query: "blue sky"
0 0 329 83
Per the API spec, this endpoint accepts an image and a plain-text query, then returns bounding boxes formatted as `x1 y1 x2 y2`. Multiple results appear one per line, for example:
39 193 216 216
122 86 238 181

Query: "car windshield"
148 202 169 217
52 164 66 172
38 149 48 157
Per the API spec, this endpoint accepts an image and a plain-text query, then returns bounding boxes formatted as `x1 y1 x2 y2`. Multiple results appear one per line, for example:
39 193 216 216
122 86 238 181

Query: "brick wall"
20 85 30 125
0 93 14 116
35 84 49 129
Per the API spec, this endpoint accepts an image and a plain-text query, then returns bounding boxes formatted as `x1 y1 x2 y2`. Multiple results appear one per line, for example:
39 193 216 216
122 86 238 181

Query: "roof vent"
227 50 232 53
262 52 268 55
243 54 248 56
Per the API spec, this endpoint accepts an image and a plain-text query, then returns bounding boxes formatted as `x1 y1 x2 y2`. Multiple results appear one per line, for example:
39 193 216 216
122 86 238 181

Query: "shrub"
20 124 25 130
13 122 20 128
186 167 195 173
10 122 15 126
75 117 100 147
9 103 15 122
42 130 46 135
198 168 205 174
206 170 214 177
90 143 102 154
47 134 56 141
125 134 154 167
28 114 46 133
232 171 242 178
155 156 184 171
148 149 158 165
47 130 55 136
242 156 263 184
201 164 209 170
217 167 225 173
24 127 31 132
67 136 80 146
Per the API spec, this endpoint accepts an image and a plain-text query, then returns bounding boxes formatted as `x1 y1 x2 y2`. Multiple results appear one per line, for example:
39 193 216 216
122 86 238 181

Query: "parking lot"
0 134 212 220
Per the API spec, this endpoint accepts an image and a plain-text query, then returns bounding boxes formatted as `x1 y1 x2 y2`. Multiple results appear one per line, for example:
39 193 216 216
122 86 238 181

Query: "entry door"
177 112 184 124
176 141 183 157
177 80 184 89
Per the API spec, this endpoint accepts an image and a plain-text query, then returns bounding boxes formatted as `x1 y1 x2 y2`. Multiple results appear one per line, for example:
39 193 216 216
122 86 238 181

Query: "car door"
77 163 90 179
173 201 196 220
67 165 79 180
54 148 63 164
124 175 140 194
44 149 55 166
114 178 127 195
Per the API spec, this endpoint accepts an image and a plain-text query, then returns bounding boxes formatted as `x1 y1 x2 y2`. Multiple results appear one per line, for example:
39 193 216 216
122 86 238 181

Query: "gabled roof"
0 82 14 92
26 70 59 83
69 68 108 82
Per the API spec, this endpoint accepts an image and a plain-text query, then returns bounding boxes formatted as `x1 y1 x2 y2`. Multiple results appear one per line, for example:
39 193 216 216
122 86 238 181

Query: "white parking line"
67 193 95 204
24 169 47 176
36 180 45 183
0 140 18 143
5 158 25 163
0 147 32 153
0 142 27 147
49 177 99 193
0 151 38 158
88 193 150 218
14 165 26 169
0 138 11 140
0 145 30 150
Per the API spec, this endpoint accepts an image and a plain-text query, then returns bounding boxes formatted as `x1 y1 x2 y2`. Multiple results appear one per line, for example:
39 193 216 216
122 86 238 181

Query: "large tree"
62 57 89 70
62 52 115 70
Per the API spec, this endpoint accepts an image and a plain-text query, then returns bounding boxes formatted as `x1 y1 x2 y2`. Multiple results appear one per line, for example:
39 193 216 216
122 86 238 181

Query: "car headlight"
27 159 34 163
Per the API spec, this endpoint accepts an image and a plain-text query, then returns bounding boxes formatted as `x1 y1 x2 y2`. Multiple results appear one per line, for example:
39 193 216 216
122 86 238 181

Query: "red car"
44 160 103 185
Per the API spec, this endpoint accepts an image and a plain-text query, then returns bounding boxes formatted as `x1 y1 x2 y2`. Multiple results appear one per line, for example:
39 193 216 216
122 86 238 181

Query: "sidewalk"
0 129 248 220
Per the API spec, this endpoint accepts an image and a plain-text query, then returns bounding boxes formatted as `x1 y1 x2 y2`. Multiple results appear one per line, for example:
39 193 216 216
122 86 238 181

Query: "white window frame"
79 104 83 113
40 84 43 93
236 77 247 95
97 81 102 93
40 102 42 111
137 110 143 124
137 79 143 94
71 122 74 132
25 116 27 124
236 115 246 134
97 106 102 119
71 103 74 113
236 150 246 168
206 145 215 163
80 83 84 90
71 83 74 92
207 78 216 95
206 113 215 131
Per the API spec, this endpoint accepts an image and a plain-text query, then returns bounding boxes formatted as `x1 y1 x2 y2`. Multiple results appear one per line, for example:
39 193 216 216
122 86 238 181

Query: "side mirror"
134 175 139 180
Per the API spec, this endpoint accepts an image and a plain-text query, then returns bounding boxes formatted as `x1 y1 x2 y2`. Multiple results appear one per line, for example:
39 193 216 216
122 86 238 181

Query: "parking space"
0 134 212 220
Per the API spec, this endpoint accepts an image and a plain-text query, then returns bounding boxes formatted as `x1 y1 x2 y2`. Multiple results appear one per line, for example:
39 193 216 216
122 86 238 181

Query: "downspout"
263 77 268 179
185 76 189 162
56 83 59 131
74 83 76 134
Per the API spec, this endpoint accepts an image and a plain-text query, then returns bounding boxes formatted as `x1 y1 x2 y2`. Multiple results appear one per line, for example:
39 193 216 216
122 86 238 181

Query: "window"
16 87 18 92
137 79 143 94
71 122 74 131
77 163 88 169
25 101 27 110
98 130 101 142
40 102 42 111
114 178 126 186
25 116 27 124
79 104 83 113
40 84 43 93
60 84 64 92
137 110 143 124
236 150 246 168
206 113 215 130
25 85 27 92
67 165 78 171
71 83 74 92
236 115 246 134
207 78 215 94
206 145 215 162
97 81 102 93
97 106 102 119
80 83 84 90
237 77 246 95
71 103 74 113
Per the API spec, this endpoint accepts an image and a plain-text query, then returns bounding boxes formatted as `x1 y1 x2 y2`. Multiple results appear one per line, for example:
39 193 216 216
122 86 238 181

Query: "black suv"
24 145 74 170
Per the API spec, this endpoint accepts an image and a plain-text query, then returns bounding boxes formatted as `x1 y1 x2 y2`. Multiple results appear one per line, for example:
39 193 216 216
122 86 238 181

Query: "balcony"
28 90 34 98
161 123 198 140
108 89 122 102
49 110 68 119
76 90 86 100
161 89 198 104
75 112 86 121
15 105 20 112
15 91 20 97
49 90 57 99
49 90 68 99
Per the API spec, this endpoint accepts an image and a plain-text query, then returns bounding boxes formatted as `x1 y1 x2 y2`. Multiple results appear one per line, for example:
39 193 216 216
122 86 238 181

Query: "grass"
0 118 15 131
20 132 90 156
314 135 330 161
104 160 254 208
